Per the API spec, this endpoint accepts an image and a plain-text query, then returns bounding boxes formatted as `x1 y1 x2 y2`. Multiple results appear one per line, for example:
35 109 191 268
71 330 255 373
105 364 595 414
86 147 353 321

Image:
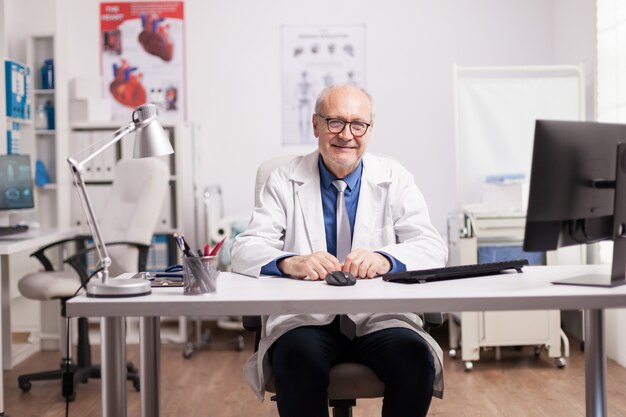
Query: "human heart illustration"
138 13 173 62
109 60 147 108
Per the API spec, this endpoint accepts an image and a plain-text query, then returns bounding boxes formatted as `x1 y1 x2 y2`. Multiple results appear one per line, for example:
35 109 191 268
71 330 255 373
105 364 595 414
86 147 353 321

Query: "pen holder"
183 256 218 295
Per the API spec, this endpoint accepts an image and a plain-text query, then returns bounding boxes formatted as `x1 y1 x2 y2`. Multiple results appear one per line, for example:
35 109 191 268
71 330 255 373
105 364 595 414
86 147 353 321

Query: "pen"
173 232 194 257
209 237 227 256
173 233 185 253
203 243 210 256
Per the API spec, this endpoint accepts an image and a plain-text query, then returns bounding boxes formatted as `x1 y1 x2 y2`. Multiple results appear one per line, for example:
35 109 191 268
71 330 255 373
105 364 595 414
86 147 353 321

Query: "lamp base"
86 277 152 298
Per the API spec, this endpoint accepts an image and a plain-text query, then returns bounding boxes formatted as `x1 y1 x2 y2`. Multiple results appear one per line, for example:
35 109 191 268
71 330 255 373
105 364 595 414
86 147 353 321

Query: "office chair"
17 158 169 400
247 155 444 417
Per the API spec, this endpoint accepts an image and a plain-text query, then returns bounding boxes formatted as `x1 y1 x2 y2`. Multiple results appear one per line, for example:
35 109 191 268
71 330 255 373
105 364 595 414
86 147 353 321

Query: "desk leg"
101 317 127 417
140 317 160 417
0 255 5 415
584 309 607 417
1 255 10 371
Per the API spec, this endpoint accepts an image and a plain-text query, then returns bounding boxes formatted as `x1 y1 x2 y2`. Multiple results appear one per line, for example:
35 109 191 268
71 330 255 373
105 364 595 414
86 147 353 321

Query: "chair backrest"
254 155 298 208
101 158 169 275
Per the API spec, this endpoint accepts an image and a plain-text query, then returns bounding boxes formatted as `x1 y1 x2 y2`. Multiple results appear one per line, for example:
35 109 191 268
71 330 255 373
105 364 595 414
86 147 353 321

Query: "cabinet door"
481 310 552 345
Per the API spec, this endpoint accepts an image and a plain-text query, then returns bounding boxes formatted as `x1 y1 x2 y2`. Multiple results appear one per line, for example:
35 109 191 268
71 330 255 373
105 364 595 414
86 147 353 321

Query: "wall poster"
100 2 185 121
281 25 366 146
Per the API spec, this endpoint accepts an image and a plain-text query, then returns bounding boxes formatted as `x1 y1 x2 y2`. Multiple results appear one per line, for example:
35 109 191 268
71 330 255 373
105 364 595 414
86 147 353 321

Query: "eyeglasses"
315 114 371 137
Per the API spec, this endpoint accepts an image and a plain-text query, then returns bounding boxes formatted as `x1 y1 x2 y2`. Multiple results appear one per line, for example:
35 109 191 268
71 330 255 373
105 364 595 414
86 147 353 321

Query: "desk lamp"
67 103 174 297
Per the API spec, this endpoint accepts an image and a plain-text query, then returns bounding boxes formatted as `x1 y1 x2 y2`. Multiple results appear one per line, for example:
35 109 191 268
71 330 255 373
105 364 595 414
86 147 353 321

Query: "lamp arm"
66 121 141 283
70 123 137 169
68 161 112 282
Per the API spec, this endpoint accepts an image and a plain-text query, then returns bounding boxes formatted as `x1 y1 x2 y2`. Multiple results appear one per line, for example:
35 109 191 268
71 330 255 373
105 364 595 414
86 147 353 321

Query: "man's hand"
343 249 392 279
278 252 341 280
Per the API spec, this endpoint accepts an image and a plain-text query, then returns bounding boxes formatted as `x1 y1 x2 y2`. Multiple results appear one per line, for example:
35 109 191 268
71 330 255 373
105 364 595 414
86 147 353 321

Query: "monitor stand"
553 142 626 288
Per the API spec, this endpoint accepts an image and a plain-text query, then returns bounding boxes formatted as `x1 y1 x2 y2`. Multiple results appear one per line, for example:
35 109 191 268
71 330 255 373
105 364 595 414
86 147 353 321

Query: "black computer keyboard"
0 224 29 237
382 259 529 284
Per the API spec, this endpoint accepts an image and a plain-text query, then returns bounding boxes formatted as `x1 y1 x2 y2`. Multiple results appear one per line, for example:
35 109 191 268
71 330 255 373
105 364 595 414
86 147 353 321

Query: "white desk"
67 265 626 417
0 228 77 417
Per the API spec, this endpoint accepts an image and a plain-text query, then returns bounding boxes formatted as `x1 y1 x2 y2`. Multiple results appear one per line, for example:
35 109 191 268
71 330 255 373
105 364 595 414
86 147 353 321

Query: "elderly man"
232 84 447 417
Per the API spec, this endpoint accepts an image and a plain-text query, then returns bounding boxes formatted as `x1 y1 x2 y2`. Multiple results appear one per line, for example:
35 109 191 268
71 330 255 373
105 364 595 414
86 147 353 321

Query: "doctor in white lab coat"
232 84 448 417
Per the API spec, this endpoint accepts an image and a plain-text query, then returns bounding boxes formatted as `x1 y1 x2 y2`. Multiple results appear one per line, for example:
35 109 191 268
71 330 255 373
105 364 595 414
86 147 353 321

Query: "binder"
6 121 21 155
71 131 95 181
145 234 171 272
4 60 29 119
156 186 173 230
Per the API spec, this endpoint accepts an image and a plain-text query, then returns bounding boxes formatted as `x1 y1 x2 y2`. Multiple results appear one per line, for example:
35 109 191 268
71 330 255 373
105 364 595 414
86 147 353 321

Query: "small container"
44 100 55 130
35 159 50 187
41 59 54 89
182 256 218 295
35 104 47 130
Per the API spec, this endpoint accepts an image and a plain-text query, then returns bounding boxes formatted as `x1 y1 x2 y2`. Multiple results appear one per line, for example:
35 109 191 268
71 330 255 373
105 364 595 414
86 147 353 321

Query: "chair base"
269 395 356 417
329 399 356 417
18 362 140 401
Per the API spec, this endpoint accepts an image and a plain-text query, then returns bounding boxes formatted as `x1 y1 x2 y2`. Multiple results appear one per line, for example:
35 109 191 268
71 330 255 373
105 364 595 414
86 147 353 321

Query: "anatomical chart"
100 2 185 121
281 25 366 145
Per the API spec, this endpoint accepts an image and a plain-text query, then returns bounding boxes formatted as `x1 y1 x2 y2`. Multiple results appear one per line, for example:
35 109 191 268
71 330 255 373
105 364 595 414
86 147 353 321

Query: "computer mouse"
325 271 357 286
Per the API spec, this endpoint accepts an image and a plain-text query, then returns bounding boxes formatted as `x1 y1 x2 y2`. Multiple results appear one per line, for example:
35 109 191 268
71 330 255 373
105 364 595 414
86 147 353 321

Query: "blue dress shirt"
260 156 406 276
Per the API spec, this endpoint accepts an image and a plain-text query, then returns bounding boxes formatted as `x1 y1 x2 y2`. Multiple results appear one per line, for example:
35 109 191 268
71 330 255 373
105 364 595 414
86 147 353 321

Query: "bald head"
314 85 374 121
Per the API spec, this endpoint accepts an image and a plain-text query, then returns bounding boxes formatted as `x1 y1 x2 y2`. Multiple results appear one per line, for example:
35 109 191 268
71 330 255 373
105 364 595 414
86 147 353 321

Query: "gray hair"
314 84 375 121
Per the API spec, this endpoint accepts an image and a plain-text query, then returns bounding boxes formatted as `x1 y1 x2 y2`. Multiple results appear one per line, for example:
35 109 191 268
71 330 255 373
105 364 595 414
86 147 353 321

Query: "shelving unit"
26 34 71 231
69 121 191 237
0 33 73 365
0 55 41 367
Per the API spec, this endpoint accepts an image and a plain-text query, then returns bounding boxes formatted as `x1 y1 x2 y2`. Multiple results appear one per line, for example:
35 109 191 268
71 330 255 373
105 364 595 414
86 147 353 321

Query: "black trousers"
268 316 435 417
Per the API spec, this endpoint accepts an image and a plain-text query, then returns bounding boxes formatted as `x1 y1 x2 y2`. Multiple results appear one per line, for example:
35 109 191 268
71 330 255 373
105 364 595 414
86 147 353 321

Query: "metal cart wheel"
448 349 457 358
182 342 194 359
555 357 567 368
533 346 542 357
464 361 473 372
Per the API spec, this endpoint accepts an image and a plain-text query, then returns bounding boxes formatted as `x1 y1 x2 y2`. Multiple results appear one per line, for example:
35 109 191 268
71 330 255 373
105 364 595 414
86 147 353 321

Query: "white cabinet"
68 121 192 238
447 207 580 371
26 33 71 230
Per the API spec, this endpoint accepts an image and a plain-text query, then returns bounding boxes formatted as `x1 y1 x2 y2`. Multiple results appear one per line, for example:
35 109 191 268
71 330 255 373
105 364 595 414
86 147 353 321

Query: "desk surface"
67 265 626 318
0 228 77 255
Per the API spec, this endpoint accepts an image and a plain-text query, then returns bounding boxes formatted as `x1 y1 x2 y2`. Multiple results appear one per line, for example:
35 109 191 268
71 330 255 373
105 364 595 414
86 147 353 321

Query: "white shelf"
37 183 57 190
34 88 54 95
71 120 181 130
84 179 113 185
35 129 55 135
71 120 130 129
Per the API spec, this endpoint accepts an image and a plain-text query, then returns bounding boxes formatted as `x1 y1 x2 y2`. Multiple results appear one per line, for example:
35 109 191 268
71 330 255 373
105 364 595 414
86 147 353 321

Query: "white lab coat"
231 150 448 401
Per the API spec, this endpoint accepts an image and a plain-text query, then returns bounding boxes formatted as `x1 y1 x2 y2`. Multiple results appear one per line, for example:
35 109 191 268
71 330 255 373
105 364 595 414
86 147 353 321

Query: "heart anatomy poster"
281 25 366 145
100 2 185 121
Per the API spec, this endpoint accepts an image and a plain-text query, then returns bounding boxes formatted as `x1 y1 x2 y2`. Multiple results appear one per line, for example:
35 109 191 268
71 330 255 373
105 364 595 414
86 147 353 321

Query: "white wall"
59 0 596 237
14 0 626 366
552 0 597 121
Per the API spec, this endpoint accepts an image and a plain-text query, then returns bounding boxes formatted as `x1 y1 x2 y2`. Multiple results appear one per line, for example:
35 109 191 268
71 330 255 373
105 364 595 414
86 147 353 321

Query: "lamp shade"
132 104 174 158
133 120 174 158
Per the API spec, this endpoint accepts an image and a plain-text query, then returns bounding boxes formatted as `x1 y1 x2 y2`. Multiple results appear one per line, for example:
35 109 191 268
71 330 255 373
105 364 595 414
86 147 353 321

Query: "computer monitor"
523 120 626 287
0 154 34 211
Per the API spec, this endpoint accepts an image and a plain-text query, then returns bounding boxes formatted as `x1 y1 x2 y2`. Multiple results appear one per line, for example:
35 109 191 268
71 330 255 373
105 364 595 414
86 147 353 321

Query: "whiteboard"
455 66 584 207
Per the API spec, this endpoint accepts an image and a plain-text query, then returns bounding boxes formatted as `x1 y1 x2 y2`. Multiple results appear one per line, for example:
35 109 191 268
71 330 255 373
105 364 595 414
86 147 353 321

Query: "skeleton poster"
281 25 366 145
